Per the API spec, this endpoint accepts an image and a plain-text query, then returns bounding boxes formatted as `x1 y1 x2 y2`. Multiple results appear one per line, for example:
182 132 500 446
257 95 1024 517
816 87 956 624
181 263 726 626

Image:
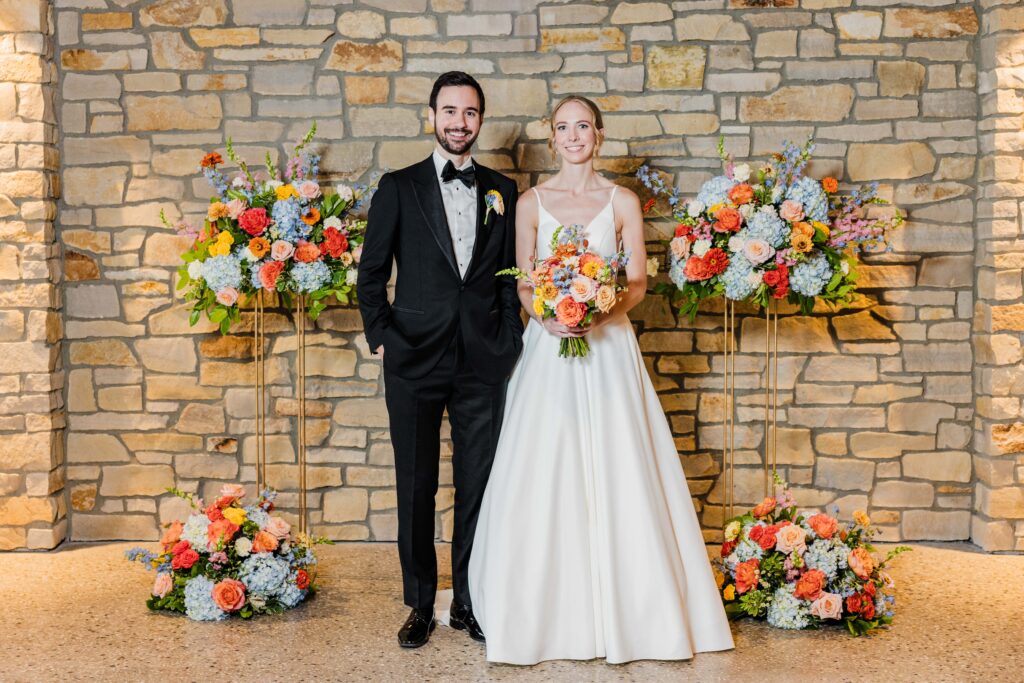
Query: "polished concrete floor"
0 542 1021 682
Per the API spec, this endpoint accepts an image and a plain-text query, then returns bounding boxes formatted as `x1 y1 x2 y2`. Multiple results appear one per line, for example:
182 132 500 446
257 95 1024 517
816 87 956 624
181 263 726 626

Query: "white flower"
346 269 358 285
770 185 785 203
235 537 252 557
686 200 705 218
724 520 741 541
231 176 247 188
267 180 283 190
249 593 267 609
646 257 659 277
336 185 354 202
739 203 755 220
759 203 778 216
323 216 343 231
692 239 712 258
840 261 849 275
239 247 257 262
733 163 751 182
187 260 203 280
746 270 763 287
727 235 746 253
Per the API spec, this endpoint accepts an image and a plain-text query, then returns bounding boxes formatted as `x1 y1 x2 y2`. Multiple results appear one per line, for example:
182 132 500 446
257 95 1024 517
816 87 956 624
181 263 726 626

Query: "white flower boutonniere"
484 189 504 225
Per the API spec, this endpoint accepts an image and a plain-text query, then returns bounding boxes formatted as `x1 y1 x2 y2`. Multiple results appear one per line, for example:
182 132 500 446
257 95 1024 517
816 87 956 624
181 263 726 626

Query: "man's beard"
435 127 477 155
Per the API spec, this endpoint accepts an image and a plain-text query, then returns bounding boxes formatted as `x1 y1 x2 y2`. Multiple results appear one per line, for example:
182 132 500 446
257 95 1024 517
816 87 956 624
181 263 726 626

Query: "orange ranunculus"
728 183 754 205
822 176 839 193
713 206 742 233
211 578 247 612
207 518 240 549
554 243 578 259
160 520 183 549
294 240 321 263
752 497 777 518
555 297 586 327
201 151 223 168
296 569 310 590
684 255 712 281
734 559 760 594
848 547 875 580
807 513 839 540
249 237 270 259
794 569 827 601
252 530 280 553
642 197 656 213
301 206 321 225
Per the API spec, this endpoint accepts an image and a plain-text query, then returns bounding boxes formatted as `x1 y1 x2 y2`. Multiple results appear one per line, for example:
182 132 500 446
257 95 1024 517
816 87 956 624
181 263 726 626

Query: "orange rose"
713 206 742 233
207 518 240 549
822 176 838 193
793 569 826 601
752 497 776 518
554 297 586 327
806 513 839 540
734 559 760 594
294 240 321 263
728 183 754 205
252 530 279 553
211 578 247 612
792 221 814 237
249 237 270 259
160 521 183 549
848 547 875 580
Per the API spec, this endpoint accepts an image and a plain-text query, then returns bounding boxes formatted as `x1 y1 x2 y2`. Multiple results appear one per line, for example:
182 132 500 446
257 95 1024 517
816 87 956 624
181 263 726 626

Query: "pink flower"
779 200 805 223
208 551 229 567
741 237 775 265
226 198 247 220
271 240 295 261
220 483 246 500
569 276 597 303
296 180 321 200
352 245 362 263
215 287 239 306
848 547 875 580
775 524 807 554
264 516 291 540
810 592 843 620
152 573 173 598
669 236 691 260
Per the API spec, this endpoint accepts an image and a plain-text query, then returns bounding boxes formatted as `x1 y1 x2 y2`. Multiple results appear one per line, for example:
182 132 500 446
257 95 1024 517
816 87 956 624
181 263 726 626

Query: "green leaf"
209 307 227 323
188 309 201 326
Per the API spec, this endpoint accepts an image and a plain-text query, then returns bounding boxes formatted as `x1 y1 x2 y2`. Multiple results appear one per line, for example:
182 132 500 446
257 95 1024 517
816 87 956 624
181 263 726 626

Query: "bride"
467 96 735 665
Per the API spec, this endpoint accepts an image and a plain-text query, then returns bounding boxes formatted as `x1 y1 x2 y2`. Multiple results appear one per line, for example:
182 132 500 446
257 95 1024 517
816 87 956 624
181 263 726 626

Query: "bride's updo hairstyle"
547 95 605 159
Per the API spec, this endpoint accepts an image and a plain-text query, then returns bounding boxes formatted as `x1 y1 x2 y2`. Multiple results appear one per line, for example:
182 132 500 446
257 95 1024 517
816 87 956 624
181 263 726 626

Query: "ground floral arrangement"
716 481 909 636
126 486 331 621
165 123 372 332
638 138 903 318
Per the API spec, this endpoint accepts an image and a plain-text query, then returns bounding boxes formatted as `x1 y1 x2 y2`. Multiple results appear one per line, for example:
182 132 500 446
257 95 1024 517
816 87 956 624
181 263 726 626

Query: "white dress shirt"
432 150 477 279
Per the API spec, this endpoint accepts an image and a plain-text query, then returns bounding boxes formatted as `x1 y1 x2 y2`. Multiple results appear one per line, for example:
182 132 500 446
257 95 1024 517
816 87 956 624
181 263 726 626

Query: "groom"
357 72 523 648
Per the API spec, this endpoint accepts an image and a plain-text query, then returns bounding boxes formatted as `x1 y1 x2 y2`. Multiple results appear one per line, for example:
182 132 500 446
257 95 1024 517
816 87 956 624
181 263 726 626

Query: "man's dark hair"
429 71 485 116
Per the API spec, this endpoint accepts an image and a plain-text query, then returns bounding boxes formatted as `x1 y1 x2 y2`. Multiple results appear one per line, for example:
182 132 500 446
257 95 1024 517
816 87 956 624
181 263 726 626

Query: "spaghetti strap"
532 187 544 225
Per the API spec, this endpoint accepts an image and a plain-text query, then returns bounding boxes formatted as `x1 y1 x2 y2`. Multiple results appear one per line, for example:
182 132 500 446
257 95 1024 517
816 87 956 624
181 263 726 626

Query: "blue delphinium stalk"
201 255 242 292
790 252 833 297
746 209 789 248
696 175 738 207
552 268 574 292
202 166 228 199
767 584 812 630
292 260 331 293
270 197 302 242
721 253 757 300
785 176 829 223
124 547 159 569
184 576 228 621
239 552 290 595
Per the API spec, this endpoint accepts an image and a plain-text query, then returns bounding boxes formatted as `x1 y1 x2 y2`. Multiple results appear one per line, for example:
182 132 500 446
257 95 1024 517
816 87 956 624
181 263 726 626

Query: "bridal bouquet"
498 223 629 358
125 486 330 621
167 123 370 333
716 481 909 636
638 139 903 318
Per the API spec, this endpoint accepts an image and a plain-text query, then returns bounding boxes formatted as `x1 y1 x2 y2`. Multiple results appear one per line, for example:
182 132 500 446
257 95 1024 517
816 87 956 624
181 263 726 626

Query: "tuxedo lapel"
410 157 460 278
464 164 496 282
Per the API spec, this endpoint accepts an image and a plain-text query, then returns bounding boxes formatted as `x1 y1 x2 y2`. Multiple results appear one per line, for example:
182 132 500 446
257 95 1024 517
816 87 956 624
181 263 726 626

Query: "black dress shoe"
449 601 485 643
398 608 436 648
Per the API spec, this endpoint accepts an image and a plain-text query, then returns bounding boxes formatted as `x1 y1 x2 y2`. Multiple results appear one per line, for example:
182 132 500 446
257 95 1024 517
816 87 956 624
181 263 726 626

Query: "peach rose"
555 297 586 327
670 236 691 260
252 530 279 553
806 513 839 540
160 520 183 549
752 497 776 518
215 287 239 306
728 183 754 205
211 578 247 612
295 180 321 200
779 200 805 222
775 523 807 554
595 285 616 314
810 592 843 620
734 559 760 594
848 547 875 580
741 237 774 265
226 198 247 220
569 276 597 303
793 568 826 601
270 239 295 261
220 484 246 500
152 573 173 598
264 516 291 540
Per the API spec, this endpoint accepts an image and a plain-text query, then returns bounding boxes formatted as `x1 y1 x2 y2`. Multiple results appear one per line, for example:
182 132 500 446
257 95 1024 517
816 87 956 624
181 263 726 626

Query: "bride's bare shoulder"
611 184 642 212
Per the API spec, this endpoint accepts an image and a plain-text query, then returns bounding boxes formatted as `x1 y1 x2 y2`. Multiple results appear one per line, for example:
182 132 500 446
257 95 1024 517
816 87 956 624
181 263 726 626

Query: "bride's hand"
541 317 588 338
588 309 624 332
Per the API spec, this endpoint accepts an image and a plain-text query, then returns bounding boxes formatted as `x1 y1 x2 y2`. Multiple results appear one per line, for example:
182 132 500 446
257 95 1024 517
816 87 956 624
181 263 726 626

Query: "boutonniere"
483 189 504 225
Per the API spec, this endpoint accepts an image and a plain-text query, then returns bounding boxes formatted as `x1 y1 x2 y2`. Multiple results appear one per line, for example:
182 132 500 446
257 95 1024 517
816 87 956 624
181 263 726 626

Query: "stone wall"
0 0 1021 550
0 0 66 550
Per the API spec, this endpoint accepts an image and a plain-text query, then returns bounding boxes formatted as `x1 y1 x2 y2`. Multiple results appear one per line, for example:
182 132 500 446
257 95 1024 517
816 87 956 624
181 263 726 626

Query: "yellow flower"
707 202 725 216
723 584 736 601
791 233 812 253
532 297 545 317
208 240 230 257
540 283 558 301
581 261 601 279
812 220 830 237
853 510 870 527
222 507 247 525
276 184 298 201
217 230 234 245
713 569 725 589
724 520 741 541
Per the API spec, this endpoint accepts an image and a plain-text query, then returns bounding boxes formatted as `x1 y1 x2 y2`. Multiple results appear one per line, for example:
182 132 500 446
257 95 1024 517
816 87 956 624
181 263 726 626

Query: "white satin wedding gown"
468 187 735 665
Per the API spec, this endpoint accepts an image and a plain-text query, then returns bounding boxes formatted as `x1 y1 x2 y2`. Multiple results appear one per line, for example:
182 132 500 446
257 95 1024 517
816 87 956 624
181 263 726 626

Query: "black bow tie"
441 160 476 189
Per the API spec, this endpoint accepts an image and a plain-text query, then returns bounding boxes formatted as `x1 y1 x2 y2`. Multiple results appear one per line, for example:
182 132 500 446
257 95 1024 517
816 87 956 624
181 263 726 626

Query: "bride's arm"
591 187 647 329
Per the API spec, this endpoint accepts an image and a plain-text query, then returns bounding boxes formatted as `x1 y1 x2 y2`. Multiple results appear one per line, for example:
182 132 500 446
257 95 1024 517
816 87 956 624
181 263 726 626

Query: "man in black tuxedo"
357 72 523 649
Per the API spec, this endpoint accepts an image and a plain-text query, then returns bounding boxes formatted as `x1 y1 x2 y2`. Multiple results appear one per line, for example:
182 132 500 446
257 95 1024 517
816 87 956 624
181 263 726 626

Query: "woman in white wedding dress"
468 96 735 665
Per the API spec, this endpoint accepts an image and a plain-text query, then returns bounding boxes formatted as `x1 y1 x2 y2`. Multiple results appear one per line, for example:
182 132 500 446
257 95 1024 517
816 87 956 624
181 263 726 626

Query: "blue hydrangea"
785 176 829 223
202 255 242 292
292 260 331 293
669 254 689 288
239 552 290 595
244 506 271 529
767 584 811 630
184 576 227 622
277 572 308 608
249 262 264 289
270 197 303 242
696 175 738 207
730 538 764 567
722 253 757 301
804 538 847 583
746 209 789 248
790 252 833 297
180 514 210 549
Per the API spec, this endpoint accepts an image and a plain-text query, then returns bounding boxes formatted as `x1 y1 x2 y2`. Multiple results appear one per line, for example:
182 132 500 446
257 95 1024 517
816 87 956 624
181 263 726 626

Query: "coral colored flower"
753 497 777 518
807 513 839 539
249 237 270 259
171 546 200 570
205 504 225 522
642 197 656 213
160 521 183 549
259 260 285 290
822 176 839 193
153 573 173 598
779 200 805 223
222 507 247 526
212 578 247 612
792 221 814 237
794 569 827 601
555 297 586 327
728 183 754 205
294 240 320 263
674 223 691 238
319 227 348 259
810 592 842 620
270 240 294 261
296 569 310 590
595 285 616 313
238 208 271 236
301 206 320 226
295 180 321 201
215 287 239 306
684 254 712 281
714 206 742 233
200 152 223 168
252 530 279 553
207 518 240 549
735 559 761 594
703 248 729 276
848 547 875 580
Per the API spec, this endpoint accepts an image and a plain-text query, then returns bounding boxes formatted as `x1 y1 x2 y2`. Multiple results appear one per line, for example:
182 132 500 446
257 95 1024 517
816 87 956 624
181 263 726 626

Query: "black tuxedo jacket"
357 156 524 384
